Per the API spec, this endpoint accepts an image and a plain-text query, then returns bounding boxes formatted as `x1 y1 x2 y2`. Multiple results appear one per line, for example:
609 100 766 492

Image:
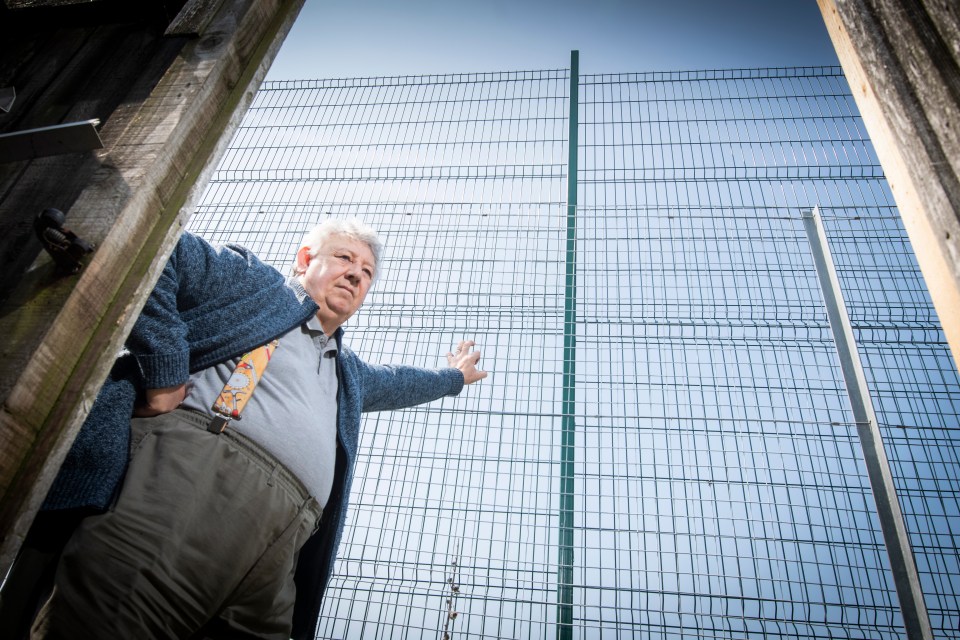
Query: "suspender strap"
208 339 279 433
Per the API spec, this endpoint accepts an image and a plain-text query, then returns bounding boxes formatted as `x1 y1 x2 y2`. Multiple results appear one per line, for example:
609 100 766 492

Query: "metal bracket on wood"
0 87 14 113
0 119 102 163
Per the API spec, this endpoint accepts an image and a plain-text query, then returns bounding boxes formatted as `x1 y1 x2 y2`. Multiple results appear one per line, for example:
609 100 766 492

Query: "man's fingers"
448 341 488 385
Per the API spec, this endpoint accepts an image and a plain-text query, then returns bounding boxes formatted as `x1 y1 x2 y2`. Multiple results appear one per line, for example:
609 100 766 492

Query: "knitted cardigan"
43 231 465 640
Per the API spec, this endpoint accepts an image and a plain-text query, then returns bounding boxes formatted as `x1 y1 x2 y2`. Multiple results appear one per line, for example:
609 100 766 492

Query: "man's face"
296 234 376 334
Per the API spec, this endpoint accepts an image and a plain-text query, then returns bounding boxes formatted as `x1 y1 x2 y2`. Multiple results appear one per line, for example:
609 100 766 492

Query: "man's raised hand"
446 340 488 385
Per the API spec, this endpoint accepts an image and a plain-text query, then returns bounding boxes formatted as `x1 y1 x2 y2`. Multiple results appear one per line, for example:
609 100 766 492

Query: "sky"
266 0 840 80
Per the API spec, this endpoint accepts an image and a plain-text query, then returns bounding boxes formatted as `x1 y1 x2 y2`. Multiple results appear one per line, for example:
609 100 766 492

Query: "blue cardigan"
44 232 464 640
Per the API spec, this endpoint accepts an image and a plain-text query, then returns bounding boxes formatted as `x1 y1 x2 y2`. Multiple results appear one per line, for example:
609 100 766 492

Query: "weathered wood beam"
4 0 104 7
0 0 305 571
166 0 227 36
817 0 960 371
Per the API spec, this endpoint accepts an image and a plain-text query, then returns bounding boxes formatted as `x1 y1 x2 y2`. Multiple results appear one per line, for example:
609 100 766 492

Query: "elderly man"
26 219 486 639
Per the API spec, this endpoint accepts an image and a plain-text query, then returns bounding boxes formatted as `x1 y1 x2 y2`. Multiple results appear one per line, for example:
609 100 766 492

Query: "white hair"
290 218 384 278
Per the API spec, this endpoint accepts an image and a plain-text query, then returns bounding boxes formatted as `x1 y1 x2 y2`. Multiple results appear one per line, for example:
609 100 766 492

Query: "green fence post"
557 48 579 640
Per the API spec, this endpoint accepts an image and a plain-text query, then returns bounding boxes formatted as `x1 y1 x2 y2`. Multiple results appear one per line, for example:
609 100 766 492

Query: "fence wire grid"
189 63 960 639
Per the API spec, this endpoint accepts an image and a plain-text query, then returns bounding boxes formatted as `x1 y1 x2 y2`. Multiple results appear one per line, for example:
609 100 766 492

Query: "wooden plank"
818 0 960 371
0 27 93 133
0 25 183 323
4 0 103 7
0 0 305 571
920 0 959 67
165 0 227 36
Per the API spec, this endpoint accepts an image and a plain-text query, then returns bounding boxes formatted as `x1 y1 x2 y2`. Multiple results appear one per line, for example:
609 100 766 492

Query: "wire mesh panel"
820 209 960 636
575 67 896 639
189 65 960 639
192 70 573 639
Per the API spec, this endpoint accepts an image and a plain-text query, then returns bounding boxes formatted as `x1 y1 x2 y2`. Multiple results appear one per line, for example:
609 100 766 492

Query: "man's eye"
362 269 373 279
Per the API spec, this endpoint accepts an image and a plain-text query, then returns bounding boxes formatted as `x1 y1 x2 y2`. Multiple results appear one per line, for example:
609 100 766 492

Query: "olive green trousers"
31 409 322 640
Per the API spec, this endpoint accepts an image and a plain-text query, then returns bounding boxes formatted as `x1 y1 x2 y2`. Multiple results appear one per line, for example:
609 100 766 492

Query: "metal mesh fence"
189 63 960 639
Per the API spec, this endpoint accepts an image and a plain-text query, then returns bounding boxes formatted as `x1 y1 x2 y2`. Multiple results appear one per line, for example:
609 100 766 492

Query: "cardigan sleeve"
127 232 313 387
126 232 217 388
353 356 465 412
127 245 189 387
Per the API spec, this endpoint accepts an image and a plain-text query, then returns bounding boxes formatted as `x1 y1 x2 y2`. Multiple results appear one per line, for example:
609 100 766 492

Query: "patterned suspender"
207 339 279 433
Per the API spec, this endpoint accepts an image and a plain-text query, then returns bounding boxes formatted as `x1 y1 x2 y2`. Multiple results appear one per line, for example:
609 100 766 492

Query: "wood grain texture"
0 0 305 570
818 0 960 371
4 0 103 7
165 0 227 36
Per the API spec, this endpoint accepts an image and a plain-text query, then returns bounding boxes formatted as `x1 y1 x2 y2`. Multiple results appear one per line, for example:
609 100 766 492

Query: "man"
25 219 486 639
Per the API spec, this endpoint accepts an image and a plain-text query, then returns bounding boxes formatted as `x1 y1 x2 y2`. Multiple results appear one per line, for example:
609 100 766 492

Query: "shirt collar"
287 276 340 352
287 276 311 304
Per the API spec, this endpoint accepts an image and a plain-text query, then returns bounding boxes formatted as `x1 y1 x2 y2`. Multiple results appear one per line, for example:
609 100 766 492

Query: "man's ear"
295 246 312 274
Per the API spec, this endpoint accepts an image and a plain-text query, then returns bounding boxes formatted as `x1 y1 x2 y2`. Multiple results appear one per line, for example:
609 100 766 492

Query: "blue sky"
266 0 840 80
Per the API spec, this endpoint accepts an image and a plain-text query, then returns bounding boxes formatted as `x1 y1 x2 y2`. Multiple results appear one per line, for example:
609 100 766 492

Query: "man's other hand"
135 384 187 417
446 340 488 385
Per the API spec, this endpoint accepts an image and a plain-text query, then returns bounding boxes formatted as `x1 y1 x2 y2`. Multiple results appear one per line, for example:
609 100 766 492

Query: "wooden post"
817 0 960 371
0 0 304 570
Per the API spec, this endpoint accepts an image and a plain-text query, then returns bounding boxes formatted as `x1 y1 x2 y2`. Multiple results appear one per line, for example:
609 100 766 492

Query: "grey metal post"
802 207 932 640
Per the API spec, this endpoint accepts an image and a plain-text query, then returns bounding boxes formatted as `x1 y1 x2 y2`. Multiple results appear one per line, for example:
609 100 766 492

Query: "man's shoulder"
175 232 282 281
